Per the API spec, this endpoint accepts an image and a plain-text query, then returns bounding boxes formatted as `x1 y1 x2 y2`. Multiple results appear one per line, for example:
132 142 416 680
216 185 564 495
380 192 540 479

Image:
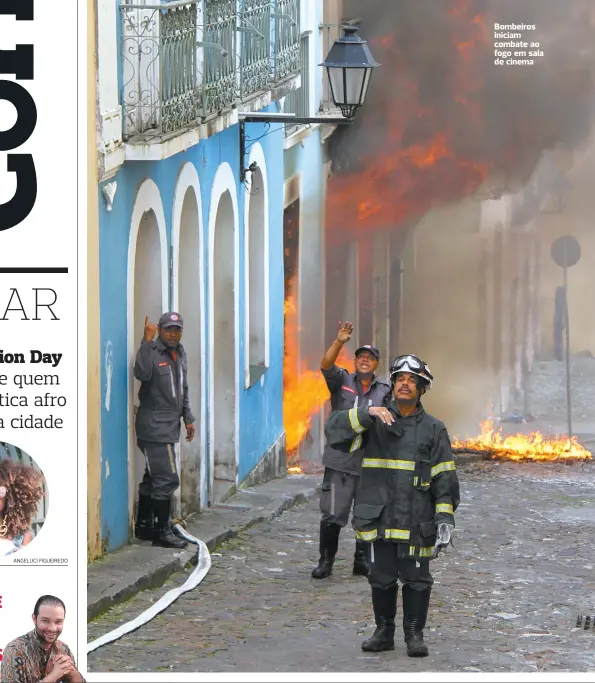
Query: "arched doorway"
244 152 268 387
128 181 168 528
173 164 204 515
208 164 238 504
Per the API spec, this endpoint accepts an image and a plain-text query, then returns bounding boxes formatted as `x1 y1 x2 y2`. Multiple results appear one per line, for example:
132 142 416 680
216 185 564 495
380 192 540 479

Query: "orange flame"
283 291 355 457
283 293 328 454
452 419 593 461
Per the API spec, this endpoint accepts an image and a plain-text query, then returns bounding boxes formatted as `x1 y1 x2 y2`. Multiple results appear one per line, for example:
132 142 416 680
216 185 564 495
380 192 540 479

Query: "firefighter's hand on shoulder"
369 406 395 425
432 522 455 559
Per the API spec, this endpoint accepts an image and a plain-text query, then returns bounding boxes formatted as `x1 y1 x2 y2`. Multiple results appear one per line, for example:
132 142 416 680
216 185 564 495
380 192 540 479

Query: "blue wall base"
239 430 287 490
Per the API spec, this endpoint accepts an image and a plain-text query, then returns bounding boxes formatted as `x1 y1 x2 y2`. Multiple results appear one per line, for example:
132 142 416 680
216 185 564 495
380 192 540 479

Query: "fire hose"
86 522 211 654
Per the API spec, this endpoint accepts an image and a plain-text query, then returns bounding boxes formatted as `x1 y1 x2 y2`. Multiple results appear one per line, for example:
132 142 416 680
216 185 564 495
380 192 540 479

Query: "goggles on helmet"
389 354 433 387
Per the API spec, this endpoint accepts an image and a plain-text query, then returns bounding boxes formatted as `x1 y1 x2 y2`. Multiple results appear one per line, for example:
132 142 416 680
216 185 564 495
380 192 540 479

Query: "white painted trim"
207 162 240 496
126 178 169 521
295 173 304 369
171 162 207 510
243 142 270 389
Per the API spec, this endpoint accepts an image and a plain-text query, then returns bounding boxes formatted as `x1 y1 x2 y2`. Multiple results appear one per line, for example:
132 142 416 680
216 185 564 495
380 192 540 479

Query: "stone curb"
88 454 481 621
87 482 321 621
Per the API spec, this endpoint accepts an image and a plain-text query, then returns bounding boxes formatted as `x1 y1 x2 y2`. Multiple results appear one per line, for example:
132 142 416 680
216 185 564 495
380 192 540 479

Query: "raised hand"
336 321 354 344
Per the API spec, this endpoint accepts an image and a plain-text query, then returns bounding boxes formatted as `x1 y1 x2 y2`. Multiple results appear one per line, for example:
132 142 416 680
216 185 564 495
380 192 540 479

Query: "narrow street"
87 459 595 674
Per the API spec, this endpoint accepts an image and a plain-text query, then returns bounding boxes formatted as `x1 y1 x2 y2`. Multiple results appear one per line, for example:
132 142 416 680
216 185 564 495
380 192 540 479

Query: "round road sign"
551 235 581 268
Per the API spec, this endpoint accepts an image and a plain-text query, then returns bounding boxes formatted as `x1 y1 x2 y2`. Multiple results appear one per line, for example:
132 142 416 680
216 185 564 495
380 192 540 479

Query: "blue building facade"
95 0 302 552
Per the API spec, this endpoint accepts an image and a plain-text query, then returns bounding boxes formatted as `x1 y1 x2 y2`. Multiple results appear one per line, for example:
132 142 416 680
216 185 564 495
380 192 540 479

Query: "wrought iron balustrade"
202 0 237 115
121 0 201 137
273 0 300 81
239 0 271 98
119 0 301 139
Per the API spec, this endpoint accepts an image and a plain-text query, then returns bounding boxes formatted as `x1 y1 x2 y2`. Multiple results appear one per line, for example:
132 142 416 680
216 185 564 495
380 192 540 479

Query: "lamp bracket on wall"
238 113 352 183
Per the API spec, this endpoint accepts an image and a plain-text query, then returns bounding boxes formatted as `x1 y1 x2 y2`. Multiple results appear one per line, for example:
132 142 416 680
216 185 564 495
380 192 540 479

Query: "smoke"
322 0 595 430
326 0 595 241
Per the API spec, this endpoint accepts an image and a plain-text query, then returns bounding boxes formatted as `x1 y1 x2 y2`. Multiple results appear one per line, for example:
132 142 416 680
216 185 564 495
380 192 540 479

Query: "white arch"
207 161 240 495
126 178 169 519
171 162 207 510
243 141 270 388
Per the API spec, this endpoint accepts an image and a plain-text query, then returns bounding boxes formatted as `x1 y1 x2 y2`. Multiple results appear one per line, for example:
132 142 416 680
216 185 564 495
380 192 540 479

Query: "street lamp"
239 25 379 181
320 26 379 119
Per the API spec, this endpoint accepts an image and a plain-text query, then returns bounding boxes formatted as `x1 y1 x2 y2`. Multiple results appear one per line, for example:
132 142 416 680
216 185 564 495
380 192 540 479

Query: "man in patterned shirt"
1 595 84 682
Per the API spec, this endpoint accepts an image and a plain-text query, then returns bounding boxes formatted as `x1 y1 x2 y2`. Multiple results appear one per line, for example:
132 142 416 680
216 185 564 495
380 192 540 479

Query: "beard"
35 624 61 645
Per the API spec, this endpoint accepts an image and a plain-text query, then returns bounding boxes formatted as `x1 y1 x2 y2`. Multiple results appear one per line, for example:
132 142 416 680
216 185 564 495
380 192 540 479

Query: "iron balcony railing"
120 0 300 139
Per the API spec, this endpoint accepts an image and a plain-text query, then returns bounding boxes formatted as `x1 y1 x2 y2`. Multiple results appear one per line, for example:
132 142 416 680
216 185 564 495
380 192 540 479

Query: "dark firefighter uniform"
315 349 390 577
325 399 460 654
134 312 195 546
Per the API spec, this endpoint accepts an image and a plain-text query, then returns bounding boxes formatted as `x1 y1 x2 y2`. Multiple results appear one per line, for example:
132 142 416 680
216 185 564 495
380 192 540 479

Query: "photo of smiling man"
1 595 84 682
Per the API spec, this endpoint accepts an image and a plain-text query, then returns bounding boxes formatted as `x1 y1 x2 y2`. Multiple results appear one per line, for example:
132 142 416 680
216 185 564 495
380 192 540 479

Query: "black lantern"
320 26 380 119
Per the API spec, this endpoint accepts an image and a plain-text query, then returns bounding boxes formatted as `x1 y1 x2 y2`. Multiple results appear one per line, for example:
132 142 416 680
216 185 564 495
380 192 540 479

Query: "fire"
325 0 595 245
452 419 593 461
283 293 327 454
283 289 355 457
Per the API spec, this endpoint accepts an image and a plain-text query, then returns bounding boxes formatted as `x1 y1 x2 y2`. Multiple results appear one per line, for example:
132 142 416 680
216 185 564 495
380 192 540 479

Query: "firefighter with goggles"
324 354 460 656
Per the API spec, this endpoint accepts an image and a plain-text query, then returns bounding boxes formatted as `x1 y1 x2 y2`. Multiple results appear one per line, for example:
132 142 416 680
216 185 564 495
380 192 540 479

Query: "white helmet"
389 354 433 389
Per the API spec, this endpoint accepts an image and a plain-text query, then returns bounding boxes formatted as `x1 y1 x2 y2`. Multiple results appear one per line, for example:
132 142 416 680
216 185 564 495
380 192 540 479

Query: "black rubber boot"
353 540 370 576
152 498 188 549
361 585 397 652
134 494 154 541
402 585 431 657
311 521 340 578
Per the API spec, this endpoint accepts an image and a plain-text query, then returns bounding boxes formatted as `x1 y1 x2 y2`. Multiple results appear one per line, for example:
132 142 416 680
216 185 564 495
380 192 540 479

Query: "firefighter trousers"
368 540 434 591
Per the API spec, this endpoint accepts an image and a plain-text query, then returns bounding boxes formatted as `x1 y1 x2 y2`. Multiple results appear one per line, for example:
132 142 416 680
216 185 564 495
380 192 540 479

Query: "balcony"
120 0 301 151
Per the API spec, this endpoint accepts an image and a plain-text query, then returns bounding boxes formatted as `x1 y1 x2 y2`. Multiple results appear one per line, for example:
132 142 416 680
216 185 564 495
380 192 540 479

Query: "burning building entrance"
281 0 595 468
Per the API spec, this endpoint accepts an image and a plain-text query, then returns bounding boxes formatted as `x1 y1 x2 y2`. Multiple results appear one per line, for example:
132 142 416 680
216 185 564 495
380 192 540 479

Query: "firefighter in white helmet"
324 354 460 656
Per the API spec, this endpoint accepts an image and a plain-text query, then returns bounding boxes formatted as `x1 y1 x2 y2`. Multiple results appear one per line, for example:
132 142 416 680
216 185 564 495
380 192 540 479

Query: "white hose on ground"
86 524 211 654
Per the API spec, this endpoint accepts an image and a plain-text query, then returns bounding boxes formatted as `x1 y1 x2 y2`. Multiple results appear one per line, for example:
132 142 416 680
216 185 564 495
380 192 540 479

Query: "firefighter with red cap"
311 322 390 579
324 354 460 656
133 312 196 549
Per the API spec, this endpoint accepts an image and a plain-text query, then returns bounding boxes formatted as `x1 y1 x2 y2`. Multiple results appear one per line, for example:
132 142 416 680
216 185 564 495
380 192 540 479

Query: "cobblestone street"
87 460 595 674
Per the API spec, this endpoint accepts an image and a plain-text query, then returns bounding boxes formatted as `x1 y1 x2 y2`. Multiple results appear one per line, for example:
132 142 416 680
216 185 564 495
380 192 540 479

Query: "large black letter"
0 81 37 150
0 155 37 231
0 3 34 21
0 46 34 80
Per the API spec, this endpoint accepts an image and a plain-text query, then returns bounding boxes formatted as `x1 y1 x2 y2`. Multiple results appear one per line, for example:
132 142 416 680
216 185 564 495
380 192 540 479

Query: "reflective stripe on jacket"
320 365 390 475
324 402 460 561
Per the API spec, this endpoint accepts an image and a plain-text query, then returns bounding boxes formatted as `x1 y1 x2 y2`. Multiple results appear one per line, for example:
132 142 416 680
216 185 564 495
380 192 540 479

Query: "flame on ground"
452 419 592 461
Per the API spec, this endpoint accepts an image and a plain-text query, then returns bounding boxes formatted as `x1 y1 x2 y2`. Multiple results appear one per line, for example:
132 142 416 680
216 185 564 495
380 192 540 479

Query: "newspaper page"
6 0 595 681
0 0 81 681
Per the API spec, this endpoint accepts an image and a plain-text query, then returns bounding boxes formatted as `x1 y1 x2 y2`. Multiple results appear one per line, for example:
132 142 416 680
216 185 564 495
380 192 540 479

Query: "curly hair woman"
0 459 44 555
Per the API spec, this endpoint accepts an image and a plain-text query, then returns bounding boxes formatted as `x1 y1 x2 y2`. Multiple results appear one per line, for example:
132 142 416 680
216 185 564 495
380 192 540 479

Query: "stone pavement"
87 474 322 620
87 458 595 674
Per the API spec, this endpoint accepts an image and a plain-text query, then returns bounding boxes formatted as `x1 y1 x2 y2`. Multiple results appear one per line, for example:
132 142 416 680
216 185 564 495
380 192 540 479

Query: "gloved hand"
432 523 455 559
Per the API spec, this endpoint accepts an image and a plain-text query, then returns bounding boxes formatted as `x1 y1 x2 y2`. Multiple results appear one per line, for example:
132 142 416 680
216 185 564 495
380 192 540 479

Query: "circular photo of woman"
0 442 47 556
